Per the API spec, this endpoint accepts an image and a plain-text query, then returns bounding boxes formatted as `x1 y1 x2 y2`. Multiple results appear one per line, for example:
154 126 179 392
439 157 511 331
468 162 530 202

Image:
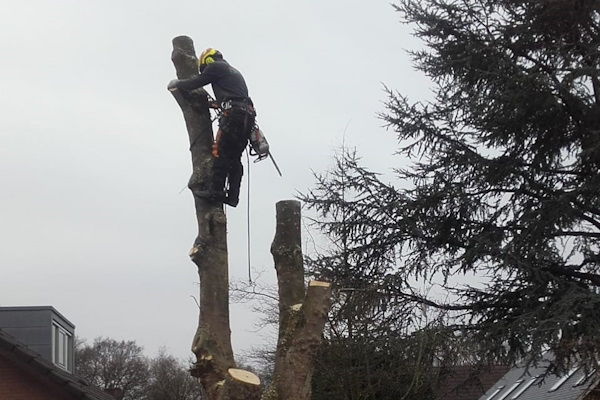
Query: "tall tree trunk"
169 35 235 399
169 36 330 400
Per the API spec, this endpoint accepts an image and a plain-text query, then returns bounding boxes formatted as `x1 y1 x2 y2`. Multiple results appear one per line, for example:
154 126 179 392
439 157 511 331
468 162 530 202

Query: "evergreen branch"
554 230 600 238
541 265 600 287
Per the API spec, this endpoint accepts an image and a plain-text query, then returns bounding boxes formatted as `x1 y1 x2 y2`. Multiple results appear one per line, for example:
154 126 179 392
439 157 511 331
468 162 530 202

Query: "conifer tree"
303 0 600 372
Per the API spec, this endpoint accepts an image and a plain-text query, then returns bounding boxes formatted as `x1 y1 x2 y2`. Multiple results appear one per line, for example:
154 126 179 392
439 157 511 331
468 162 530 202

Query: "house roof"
477 358 599 400
433 365 511 400
0 328 114 400
0 306 75 329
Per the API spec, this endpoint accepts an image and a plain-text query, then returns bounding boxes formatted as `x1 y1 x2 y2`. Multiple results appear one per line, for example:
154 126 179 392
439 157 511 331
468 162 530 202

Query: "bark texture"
265 201 332 400
170 36 234 399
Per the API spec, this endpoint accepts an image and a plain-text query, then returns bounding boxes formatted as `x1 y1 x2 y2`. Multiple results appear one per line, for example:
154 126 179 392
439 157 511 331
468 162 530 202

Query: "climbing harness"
208 93 282 176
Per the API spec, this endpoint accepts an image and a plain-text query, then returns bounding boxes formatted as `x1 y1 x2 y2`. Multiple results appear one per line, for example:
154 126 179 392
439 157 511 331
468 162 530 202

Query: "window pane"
53 326 59 364
58 330 65 366
51 323 72 371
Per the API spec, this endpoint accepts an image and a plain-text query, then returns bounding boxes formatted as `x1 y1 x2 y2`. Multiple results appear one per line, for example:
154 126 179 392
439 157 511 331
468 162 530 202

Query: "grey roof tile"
478 358 598 400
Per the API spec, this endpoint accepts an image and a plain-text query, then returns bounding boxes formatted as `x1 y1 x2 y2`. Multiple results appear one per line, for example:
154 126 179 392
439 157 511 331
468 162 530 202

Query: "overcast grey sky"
1 0 431 362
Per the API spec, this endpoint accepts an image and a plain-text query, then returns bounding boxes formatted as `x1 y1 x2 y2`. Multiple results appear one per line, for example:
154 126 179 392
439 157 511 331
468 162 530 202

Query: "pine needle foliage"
302 0 600 373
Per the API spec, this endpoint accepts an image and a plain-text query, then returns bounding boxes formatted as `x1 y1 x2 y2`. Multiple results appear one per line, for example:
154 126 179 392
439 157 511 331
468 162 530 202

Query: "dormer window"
52 322 73 372
0 306 76 373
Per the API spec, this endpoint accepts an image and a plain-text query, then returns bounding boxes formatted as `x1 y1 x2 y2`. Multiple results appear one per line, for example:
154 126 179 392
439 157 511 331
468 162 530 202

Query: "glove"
167 79 180 91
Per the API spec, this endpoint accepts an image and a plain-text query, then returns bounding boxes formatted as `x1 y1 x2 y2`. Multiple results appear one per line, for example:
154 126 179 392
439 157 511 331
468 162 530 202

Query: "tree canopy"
302 0 600 373
75 337 202 400
76 337 150 400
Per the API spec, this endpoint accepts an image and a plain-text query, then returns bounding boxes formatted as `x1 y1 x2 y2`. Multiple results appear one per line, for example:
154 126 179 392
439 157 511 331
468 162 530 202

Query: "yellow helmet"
198 48 222 72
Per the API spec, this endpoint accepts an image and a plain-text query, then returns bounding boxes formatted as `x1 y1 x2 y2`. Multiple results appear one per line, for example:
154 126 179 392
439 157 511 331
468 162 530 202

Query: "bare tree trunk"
170 36 235 398
265 201 332 400
169 37 330 400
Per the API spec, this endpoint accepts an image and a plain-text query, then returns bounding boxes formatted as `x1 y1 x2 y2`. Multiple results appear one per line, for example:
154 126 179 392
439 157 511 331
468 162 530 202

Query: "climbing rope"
246 149 252 283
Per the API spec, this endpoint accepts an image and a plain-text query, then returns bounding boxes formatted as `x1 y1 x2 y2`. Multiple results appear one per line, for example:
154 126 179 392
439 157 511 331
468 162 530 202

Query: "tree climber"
168 48 256 207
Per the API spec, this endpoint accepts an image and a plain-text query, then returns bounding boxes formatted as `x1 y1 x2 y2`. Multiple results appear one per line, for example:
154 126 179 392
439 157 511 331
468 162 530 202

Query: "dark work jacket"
177 59 250 104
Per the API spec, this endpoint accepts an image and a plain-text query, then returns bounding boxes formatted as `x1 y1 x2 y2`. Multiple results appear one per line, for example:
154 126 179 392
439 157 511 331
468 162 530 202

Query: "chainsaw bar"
268 152 283 177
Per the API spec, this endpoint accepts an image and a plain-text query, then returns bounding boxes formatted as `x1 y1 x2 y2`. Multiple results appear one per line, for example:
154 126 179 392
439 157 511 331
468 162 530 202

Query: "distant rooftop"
0 306 75 328
478 358 599 400
0 324 113 399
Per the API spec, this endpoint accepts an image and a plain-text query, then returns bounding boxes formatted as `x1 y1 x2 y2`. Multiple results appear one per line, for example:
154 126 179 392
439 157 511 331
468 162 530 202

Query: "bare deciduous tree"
75 337 149 400
146 350 203 400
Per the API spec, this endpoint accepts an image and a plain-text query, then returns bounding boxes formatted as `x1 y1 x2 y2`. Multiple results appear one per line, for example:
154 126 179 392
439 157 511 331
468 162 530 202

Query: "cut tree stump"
218 369 262 400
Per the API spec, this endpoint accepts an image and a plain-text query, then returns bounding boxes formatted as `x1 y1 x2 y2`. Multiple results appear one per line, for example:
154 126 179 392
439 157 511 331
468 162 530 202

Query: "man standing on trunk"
168 48 255 207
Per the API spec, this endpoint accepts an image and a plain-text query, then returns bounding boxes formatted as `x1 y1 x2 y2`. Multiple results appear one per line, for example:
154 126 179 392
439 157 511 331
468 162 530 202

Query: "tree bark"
266 201 332 400
169 36 234 399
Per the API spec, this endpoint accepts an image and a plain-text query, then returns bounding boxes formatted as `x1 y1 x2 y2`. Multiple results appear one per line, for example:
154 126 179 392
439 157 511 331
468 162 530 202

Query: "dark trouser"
211 104 255 203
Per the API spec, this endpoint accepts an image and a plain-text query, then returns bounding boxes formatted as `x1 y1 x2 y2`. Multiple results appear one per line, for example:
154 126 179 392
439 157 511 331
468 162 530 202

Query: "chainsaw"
249 126 282 177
